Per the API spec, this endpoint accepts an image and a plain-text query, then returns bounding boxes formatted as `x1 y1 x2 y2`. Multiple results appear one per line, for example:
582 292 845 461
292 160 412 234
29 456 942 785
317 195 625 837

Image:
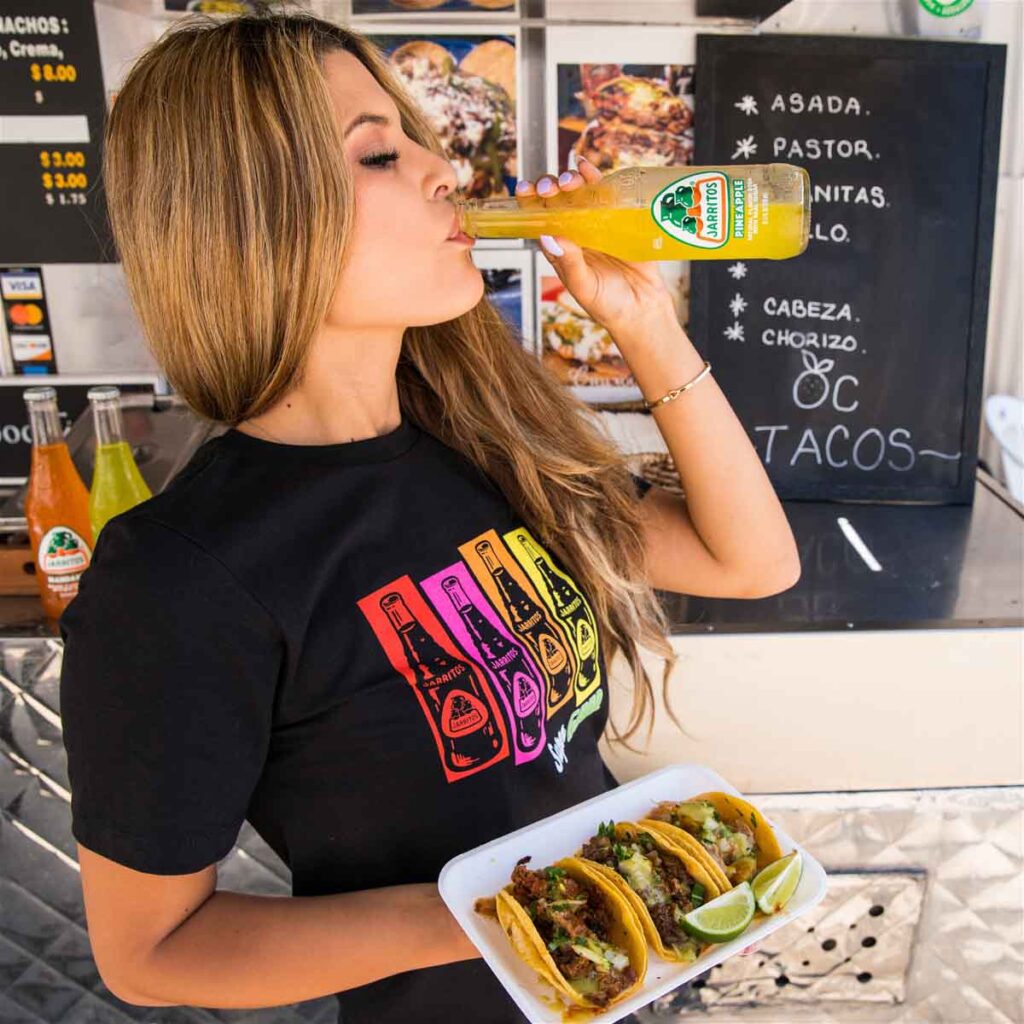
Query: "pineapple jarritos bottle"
23 387 94 620
87 386 152 544
454 162 811 261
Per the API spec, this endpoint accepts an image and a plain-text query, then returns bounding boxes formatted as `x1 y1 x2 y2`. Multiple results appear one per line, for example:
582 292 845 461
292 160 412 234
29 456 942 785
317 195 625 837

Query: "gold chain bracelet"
642 360 712 411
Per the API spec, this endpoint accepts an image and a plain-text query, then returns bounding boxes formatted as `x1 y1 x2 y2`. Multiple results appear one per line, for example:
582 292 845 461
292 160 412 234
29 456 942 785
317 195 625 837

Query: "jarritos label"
37 526 91 597
651 170 732 249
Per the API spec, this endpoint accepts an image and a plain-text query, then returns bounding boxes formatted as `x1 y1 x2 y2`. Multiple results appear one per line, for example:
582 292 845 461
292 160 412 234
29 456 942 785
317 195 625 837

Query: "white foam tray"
438 763 828 1024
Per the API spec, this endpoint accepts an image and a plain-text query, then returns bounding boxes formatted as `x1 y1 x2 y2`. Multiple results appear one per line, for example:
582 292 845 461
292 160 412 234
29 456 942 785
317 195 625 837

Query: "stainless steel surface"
674 870 926 1007
1 634 1021 1021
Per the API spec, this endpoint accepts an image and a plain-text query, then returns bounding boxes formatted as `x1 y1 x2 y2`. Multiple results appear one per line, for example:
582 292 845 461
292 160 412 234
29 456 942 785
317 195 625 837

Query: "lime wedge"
752 850 803 914
680 881 755 943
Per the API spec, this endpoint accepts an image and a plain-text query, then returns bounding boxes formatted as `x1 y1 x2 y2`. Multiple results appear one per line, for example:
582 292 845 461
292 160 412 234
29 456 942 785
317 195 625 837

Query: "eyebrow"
344 112 392 139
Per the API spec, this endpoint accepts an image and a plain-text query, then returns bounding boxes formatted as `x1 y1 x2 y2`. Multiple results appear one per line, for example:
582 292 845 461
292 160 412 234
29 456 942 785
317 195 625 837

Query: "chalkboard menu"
0 0 114 263
691 35 1005 504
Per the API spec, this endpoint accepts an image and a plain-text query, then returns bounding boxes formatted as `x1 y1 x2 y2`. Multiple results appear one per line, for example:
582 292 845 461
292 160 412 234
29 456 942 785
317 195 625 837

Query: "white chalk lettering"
770 93 863 116
773 138 875 161
754 425 789 464
757 424 921 472
763 297 853 321
762 329 859 352
812 183 886 208
812 222 850 243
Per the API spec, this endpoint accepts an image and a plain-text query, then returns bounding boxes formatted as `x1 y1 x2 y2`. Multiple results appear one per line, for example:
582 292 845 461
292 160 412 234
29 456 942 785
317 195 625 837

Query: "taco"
641 791 783 889
491 855 647 1009
577 821 719 963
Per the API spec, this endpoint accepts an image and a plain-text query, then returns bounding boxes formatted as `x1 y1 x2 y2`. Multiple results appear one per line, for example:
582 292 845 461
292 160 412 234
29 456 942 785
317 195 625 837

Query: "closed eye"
360 148 400 169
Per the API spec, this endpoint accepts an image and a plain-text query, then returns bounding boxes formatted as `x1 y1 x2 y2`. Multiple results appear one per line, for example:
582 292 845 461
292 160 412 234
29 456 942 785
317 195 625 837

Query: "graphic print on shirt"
421 562 546 765
502 526 604 742
357 526 606 783
357 578 510 783
457 530 576 720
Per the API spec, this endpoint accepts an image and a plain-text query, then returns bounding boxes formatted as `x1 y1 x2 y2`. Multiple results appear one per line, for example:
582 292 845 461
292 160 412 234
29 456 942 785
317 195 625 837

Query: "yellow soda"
87 386 152 542
455 163 810 261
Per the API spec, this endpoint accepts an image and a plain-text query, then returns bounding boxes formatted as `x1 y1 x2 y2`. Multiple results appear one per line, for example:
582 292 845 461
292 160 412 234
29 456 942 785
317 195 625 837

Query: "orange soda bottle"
87 386 152 543
23 386 94 620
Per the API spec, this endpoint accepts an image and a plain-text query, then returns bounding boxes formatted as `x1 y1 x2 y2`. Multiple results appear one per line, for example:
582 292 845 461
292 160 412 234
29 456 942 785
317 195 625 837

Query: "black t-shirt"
59 415 652 1022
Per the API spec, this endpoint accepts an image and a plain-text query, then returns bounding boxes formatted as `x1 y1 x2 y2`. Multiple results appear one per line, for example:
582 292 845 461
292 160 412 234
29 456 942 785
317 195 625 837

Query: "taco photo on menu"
641 791 783 890
488 855 647 1010
576 821 721 963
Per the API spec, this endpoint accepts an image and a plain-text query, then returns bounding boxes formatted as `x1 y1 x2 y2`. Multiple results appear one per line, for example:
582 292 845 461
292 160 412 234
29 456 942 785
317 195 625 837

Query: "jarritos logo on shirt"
651 170 731 249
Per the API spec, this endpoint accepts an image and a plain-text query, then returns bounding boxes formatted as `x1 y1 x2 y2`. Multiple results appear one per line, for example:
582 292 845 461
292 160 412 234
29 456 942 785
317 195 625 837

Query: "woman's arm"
83 839 479 1009
616 318 801 598
126 883 478 1008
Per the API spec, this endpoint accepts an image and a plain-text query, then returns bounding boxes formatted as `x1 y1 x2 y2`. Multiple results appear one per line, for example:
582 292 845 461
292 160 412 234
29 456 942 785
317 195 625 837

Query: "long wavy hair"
102 8 682 749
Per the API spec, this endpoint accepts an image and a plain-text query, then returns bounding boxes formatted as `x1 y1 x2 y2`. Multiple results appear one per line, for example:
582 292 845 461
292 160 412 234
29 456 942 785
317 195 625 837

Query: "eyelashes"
360 148 400 169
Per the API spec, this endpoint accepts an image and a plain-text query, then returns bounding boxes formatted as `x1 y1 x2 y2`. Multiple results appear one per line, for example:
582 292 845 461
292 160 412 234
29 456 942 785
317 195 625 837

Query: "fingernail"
514 179 529 194
578 155 592 167
537 177 554 195
540 234 563 257
558 171 573 186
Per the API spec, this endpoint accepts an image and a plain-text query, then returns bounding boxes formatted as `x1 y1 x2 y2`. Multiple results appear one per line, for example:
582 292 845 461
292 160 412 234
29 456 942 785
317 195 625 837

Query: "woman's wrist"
611 319 708 406
428 884 482 963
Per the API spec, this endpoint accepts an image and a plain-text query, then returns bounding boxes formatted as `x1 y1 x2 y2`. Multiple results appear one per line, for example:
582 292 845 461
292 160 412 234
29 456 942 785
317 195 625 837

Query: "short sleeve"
58 514 283 875
630 472 653 499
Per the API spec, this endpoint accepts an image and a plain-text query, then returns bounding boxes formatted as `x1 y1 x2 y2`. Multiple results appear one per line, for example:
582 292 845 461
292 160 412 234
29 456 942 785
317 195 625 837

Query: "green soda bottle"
88 386 152 542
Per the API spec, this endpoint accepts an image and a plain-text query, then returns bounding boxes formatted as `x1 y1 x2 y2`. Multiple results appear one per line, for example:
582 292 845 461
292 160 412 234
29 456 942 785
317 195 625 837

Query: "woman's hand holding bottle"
516 157 680 347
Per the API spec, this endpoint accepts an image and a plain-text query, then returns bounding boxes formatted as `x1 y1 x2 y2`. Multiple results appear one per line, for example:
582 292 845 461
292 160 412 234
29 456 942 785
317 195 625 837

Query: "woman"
58 11 799 1022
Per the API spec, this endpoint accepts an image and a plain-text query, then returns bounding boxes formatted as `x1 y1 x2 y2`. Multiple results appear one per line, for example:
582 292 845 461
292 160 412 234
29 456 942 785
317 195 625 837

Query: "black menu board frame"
0 0 114 264
691 34 1005 505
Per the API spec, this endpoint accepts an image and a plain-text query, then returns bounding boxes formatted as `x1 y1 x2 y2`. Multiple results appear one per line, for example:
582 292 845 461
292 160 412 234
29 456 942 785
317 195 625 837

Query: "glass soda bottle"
23 387 94 620
88 386 152 543
455 162 811 261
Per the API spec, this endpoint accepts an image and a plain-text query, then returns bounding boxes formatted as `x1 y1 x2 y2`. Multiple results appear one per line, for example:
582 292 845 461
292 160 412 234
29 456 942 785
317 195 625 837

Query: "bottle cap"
23 386 57 403
87 386 121 402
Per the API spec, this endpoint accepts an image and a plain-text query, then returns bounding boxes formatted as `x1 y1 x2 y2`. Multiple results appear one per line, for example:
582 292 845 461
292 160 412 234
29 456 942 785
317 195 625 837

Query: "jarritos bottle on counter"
23 387 94 620
87 386 152 543
454 163 811 261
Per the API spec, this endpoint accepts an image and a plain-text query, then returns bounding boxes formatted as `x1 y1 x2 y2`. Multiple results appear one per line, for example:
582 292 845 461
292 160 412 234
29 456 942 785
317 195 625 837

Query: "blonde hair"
102 9 681 749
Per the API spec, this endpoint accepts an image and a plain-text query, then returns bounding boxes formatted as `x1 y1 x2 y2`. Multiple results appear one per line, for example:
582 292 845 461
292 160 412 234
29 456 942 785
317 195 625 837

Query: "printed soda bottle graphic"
23 387 94 620
88 386 152 543
475 539 574 716
381 592 505 776
515 532 601 703
440 575 546 757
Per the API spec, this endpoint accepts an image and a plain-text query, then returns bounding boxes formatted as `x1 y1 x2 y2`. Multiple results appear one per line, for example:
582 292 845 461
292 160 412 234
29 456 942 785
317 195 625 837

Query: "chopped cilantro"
547 928 571 951
545 866 567 882
613 843 630 862
597 820 617 840
691 883 706 906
